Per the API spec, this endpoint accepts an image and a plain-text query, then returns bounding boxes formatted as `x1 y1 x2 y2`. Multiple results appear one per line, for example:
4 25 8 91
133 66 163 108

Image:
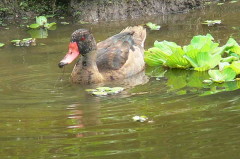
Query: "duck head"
58 29 97 68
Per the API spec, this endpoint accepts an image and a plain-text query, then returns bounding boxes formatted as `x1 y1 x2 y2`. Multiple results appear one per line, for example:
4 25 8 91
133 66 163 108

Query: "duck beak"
58 42 80 68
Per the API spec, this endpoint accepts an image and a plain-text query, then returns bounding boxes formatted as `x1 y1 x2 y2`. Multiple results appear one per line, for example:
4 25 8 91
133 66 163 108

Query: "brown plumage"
58 26 146 84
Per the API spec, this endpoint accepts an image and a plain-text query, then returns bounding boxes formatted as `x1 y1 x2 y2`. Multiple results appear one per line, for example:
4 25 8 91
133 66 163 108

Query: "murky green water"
1 2 240 159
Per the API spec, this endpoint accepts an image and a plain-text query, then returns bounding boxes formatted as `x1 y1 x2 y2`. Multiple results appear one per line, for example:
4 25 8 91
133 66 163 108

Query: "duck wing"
96 32 135 71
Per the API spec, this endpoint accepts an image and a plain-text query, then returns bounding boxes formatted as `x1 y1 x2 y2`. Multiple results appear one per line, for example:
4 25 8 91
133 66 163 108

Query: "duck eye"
80 36 86 41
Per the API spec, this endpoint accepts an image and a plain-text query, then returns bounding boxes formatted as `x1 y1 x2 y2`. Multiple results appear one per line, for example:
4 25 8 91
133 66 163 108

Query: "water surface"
0 1 240 159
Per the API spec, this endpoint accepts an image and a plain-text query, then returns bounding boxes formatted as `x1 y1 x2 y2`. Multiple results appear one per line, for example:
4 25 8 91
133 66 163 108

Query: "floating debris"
205 2 212 5
11 38 36 47
230 1 237 3
60 22 70 25
217 3 224 5
132 116 148 122
202 20 221 26
78 20 89 24
85 87 124 96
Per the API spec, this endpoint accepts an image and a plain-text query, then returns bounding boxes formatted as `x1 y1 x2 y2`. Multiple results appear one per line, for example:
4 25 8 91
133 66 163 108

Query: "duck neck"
71 50 104 84
81 50 97 68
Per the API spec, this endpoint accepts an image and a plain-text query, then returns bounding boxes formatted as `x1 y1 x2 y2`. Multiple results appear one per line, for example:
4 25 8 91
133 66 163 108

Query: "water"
1 1 240 159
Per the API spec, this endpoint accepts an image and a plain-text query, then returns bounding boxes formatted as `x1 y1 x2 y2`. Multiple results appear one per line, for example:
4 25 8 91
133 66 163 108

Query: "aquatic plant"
28 16 56 29
207 67 236 83
183 34 225 71
145 34 240 83
146 22 161 30
144 41 190 68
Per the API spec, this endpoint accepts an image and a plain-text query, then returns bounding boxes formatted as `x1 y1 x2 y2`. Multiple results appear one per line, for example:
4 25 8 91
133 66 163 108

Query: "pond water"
1 1 240 159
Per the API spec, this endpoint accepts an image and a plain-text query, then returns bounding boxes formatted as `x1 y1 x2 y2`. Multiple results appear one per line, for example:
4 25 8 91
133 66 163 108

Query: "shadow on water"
0 1 240 159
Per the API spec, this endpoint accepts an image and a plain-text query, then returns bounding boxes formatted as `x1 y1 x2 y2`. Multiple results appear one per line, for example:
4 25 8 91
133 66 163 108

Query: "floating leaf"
208 67 236 83
92 91 108 96
11 38 36 47
60 22 70 25
146 22 161 30
202 20 221 26
0 43 5 47
44 22 56 29
28 23 40 29
205 2 212 5
85 87 124 96
78 20 89 24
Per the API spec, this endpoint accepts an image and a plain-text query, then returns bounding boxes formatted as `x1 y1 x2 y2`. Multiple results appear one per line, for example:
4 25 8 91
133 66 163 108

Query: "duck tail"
121 26 146 47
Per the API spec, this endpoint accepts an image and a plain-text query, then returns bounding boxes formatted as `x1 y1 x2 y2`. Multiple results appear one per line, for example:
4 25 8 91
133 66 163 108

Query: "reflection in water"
66 103 101 138
0 1 240 159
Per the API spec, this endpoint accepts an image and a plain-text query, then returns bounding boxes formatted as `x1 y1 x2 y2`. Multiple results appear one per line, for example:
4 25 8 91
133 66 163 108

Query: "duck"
58 26 146 84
